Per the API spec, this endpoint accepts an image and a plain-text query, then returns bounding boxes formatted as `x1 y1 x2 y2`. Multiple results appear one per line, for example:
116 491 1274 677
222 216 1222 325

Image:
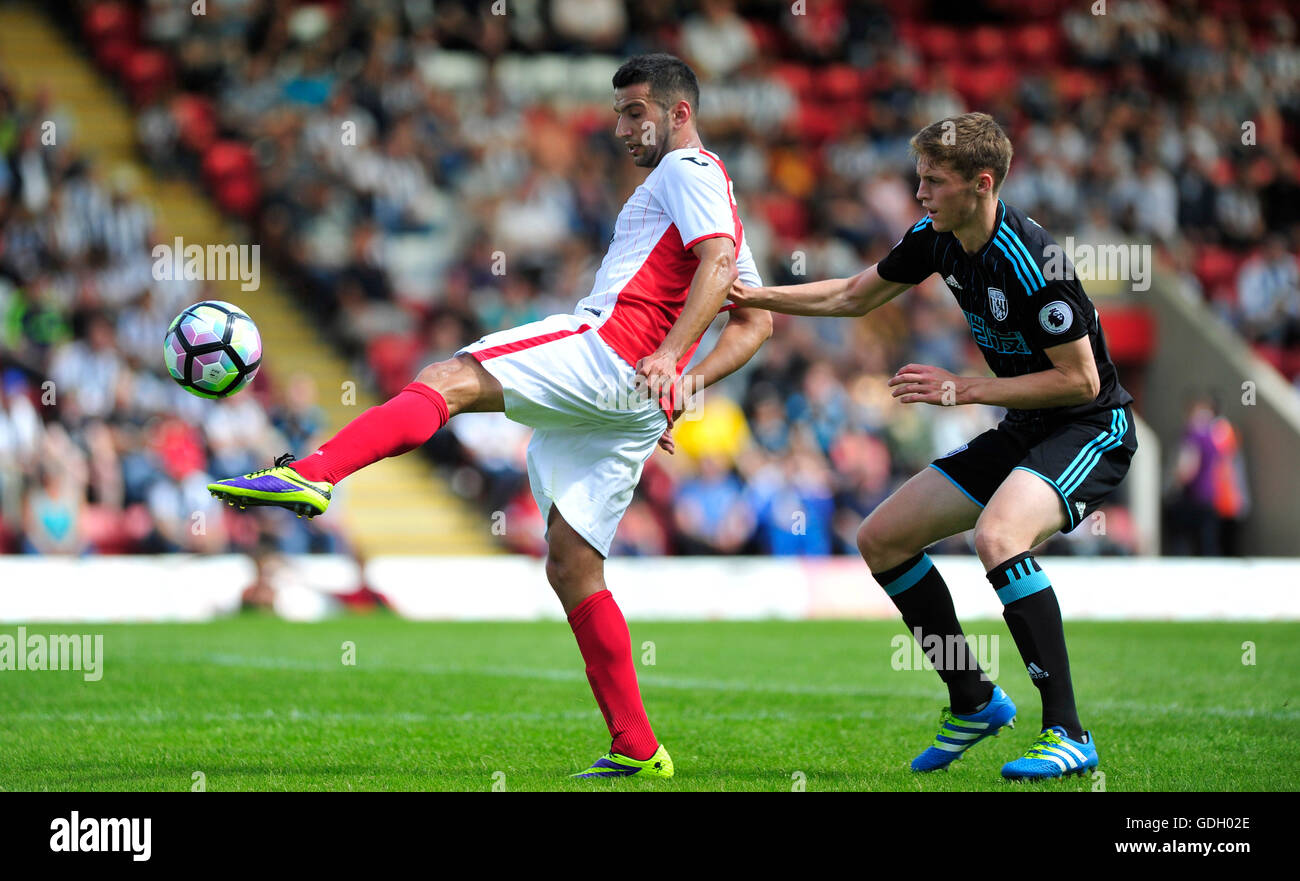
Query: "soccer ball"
162 300 262 399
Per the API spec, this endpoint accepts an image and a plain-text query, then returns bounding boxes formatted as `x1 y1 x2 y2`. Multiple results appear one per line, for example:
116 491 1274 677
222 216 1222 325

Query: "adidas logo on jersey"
1027 662 1050 680
944 274 962 290
1076 501 1087 518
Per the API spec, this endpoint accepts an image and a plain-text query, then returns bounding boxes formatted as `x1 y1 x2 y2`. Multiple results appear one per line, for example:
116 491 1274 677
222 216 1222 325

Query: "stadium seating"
6 0 1295 558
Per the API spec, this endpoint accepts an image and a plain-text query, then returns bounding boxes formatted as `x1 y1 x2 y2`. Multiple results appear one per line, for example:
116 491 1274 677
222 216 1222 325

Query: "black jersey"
877 200 1133 428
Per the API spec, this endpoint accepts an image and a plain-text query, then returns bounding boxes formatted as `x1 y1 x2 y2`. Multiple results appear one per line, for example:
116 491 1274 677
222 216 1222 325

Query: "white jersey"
457 146 762 555
576 146 761 368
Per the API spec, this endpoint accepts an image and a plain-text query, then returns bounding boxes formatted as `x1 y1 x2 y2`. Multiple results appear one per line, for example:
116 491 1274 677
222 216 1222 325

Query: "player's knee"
973 518 1020 567
415 359 451 390
415 358 472 411
856 515 895 570
544 549 574 593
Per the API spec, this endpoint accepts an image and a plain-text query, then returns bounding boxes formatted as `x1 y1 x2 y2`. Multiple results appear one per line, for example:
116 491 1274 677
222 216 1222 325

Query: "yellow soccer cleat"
207 453 332 519
571 744 674 779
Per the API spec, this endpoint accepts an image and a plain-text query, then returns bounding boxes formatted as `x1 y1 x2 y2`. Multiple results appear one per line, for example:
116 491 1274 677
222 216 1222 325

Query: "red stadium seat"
1097 306 1155 364
202 141 260 218
1194 246 1239 293
173 94 217 153
214 175 260 220
1010 23 1063 65
82 504 148 554
951 63 1017 106
819 65 863 103
895 20 920 47
123 48 172 106
83 1 136 45
1248 343 1300 382
367 334 424 397
791 102 843 147
969 26 1008 64
747 21 784 56
915 25 961 62
202 140 255 184
1282 348 1300 382
774 64 816 100
1055 67 1101 104
843 100 873 129
754 193 809 241
1252 343 1286 375
93 38 135 76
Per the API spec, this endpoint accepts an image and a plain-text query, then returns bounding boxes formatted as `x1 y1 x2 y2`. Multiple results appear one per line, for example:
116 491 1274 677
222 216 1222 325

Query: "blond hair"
909 112 1013 191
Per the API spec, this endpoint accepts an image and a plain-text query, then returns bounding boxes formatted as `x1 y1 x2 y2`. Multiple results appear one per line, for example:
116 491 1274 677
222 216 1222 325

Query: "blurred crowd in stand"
9 0 1298 555
0 71 342 554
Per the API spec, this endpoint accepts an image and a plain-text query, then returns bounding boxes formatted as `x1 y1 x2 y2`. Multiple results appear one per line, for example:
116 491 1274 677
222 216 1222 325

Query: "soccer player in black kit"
731 113 1136 781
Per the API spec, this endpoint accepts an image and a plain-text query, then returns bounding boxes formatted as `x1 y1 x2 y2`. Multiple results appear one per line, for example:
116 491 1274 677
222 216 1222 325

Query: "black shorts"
929 406 1137 533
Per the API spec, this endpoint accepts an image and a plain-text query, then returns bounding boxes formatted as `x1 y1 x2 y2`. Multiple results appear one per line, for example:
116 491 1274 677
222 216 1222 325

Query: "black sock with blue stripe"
987 552 1083 740
873 552 993 715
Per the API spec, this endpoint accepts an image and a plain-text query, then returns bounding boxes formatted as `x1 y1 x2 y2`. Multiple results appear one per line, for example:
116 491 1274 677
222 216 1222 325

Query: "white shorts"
458 313 668 557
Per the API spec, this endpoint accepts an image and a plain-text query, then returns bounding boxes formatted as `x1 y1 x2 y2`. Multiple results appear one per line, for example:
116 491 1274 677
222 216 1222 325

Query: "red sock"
291 382 449 484
568 589 658 761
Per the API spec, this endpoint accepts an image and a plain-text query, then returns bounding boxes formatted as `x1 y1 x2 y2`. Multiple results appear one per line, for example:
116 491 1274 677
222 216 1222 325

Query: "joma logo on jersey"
964 311 1031 355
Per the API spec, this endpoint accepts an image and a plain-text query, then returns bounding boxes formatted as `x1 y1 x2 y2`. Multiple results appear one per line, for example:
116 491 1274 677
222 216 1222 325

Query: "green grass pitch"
2 615 1296 791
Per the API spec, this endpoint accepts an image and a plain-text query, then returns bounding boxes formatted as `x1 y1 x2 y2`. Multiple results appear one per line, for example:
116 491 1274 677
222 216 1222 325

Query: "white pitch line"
200 653 938 698
193 653 1300 720
4 708 891 725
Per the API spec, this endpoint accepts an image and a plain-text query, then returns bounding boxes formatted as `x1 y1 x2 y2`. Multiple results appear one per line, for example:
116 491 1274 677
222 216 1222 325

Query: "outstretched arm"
688 306 773 391
730 264 913 317
888 336 1101 409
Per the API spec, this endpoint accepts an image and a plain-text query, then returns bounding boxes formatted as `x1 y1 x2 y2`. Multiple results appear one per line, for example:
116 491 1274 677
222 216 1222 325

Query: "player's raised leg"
547 506 671 779
858 466 1018 770
974 468 1098 780
206 354 503 517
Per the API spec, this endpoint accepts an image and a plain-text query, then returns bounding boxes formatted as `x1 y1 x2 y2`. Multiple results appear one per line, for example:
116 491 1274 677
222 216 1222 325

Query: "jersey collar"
971 200 1007 258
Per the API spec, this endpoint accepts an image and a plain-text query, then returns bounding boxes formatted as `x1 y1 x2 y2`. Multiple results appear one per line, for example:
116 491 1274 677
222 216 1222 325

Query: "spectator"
0 75 341 557
1236 235 1300 345
1166 395 1251 556
680 0 757 81
673 453 754 555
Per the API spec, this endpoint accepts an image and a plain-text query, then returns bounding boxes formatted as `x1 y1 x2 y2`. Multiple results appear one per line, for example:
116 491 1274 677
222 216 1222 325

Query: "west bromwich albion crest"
988 287 1008 322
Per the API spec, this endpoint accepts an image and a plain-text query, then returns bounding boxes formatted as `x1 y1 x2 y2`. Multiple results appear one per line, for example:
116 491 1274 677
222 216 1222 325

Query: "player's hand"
655 393 689 453
635 348 680 421
888 363 965 406
729 279 755 306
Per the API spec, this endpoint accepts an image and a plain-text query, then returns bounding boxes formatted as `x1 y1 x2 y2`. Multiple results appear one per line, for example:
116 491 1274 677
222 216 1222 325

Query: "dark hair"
612 53 700 114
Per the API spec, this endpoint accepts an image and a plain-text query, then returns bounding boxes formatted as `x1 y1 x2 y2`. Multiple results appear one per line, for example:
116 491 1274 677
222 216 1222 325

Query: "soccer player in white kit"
209 54 772 779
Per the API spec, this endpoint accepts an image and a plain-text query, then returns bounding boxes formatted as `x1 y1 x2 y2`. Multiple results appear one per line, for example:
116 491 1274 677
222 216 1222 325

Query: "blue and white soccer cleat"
1001 726 1099 780
911 685 1017 772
